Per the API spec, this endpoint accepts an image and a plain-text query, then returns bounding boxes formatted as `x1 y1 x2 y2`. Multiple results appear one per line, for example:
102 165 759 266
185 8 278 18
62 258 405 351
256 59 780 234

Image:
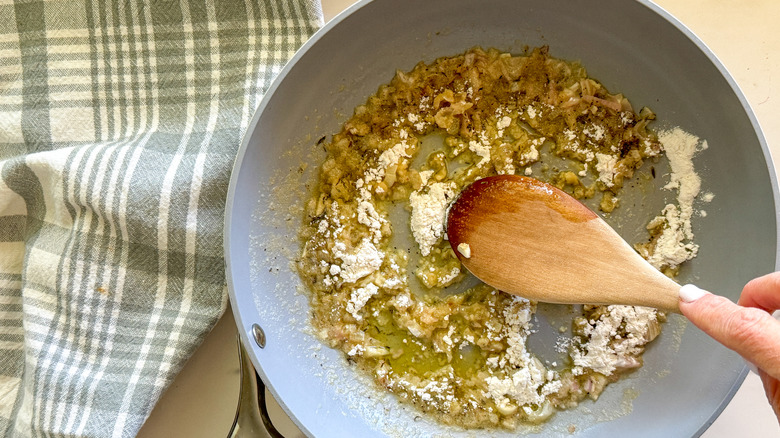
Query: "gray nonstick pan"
225 0 779 436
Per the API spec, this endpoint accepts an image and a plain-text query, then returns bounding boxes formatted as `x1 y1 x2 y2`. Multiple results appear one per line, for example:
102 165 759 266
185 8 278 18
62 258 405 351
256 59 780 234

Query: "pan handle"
227 337 285 438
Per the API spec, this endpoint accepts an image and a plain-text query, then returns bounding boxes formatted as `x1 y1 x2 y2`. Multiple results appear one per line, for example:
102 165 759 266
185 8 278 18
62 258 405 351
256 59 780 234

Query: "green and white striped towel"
0 1 321 436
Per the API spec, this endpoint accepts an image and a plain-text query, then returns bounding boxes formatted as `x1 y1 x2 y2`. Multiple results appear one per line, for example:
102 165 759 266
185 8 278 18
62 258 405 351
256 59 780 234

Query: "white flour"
409 181 457 256
645 127 706 270
572 306 658 376
333 238 384 283
485 297 563 411
595 153 619 187
346 283 380 320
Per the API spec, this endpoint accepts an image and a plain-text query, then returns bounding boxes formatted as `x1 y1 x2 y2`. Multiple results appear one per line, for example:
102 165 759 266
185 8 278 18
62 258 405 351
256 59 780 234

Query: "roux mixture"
296 47 696 429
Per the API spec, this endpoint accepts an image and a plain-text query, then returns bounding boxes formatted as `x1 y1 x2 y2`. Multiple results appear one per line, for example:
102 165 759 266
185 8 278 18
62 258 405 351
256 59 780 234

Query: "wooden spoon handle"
562 217 682 312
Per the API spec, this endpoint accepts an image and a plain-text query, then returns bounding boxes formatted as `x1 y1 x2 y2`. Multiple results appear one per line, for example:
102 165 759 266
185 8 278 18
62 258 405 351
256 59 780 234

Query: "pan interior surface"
225 0 778 436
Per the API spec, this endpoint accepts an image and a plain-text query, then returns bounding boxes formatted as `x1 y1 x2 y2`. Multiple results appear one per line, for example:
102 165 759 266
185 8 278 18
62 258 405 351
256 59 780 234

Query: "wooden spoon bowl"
446 175 680 312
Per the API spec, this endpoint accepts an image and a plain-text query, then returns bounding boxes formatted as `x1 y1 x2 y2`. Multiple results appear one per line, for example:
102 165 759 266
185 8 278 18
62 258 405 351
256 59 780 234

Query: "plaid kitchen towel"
0 1 322 436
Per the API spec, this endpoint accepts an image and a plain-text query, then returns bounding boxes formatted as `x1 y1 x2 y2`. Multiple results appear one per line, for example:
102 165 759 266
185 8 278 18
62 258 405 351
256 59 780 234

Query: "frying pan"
224 0 780 436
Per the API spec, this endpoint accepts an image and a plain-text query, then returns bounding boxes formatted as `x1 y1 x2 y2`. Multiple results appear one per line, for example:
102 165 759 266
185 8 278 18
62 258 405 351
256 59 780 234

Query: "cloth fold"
0 1 322 436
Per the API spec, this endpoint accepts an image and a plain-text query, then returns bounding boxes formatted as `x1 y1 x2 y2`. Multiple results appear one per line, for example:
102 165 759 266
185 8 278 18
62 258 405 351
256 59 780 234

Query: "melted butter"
364 311 447 376
364 297 489 379
451 342 486 375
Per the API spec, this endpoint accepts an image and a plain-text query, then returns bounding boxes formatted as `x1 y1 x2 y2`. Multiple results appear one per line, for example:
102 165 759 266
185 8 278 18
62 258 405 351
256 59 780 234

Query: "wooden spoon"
446 175 680 312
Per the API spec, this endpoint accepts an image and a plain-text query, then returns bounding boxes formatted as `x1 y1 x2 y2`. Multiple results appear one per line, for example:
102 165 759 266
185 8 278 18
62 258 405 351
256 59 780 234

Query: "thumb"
678 284 780 378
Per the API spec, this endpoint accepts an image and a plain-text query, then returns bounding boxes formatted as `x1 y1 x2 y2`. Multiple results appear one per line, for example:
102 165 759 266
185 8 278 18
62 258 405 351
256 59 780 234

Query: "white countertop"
138 0 780 436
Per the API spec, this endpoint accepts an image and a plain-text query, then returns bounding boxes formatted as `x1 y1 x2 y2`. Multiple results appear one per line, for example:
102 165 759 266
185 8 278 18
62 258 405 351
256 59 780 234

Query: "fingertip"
677 289 735 330
676 287 780 378
679 284 709 303
739 272 780 310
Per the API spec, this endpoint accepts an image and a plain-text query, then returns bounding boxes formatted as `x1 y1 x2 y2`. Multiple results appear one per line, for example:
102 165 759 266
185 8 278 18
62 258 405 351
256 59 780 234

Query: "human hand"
678 273 780 423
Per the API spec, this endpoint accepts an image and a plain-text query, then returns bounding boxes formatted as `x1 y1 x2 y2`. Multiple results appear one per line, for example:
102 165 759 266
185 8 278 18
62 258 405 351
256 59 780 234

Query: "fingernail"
679 284 708 302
